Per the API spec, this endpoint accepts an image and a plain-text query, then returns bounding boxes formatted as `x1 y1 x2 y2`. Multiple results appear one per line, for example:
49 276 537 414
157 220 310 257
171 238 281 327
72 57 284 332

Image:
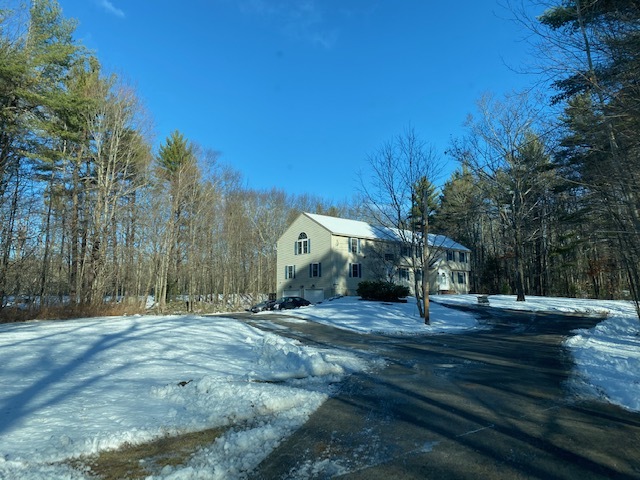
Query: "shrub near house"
357 280 409 302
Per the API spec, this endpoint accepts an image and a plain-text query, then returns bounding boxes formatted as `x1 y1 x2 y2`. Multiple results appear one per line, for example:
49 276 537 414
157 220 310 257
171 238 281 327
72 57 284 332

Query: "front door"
438 271 450 291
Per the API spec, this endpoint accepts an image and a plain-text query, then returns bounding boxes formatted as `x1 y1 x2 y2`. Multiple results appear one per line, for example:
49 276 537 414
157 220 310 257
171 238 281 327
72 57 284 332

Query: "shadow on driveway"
246 309 640 479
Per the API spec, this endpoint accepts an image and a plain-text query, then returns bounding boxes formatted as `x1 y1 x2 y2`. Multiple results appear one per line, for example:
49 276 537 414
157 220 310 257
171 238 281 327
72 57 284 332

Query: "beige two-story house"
276 212 471 302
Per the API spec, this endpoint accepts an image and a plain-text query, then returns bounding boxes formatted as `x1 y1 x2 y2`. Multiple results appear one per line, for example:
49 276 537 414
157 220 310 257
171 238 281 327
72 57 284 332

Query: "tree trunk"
423 193 430 324
39 173 55 304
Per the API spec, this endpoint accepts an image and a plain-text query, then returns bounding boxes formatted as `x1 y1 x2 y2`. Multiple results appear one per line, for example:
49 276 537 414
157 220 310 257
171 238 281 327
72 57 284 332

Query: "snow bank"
0 314 367 479
260 296 481 334
564 313 640 411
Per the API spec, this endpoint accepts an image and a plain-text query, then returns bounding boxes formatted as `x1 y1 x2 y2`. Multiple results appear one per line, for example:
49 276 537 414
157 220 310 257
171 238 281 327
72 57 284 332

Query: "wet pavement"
230 307 640 479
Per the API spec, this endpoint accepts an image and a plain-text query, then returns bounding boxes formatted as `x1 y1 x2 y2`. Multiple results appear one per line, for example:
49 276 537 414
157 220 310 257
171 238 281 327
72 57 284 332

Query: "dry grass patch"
0 303 146 324
71 427 226 480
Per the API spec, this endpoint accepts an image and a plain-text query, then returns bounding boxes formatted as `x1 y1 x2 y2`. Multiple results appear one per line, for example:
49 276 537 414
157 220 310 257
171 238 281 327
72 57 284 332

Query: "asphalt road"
231 307 640 479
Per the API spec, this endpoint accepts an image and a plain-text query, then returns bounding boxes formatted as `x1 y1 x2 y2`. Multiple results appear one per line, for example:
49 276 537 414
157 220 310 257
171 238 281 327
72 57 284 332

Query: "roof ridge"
301 212 469 251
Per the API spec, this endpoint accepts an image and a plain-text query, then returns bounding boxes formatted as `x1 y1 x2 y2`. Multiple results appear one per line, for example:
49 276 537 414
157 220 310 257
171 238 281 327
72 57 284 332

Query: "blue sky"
56 0 542 202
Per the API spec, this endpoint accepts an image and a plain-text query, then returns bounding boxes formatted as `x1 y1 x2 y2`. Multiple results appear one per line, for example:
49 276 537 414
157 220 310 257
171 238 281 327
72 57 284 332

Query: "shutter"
359 263 362 278
294 242 298 255
293 265 296 279
319 262 322 277
309 264 312 277
308 238 311 253
357 239 361 254
348 263 352 277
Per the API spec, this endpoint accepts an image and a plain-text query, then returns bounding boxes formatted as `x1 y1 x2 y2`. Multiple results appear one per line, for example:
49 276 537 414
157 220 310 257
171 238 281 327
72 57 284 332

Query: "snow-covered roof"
304 212 470 251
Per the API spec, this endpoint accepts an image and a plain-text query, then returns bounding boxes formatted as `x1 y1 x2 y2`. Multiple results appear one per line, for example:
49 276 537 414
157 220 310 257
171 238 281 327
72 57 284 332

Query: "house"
276 212 471 302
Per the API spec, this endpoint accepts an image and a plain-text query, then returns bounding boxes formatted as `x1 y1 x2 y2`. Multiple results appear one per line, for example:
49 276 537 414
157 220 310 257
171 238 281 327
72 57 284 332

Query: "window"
285 265 296 279
349 237 360 254
457 272 466 284
295 232 310 255
399 267 410 281
400 245 411 257
349 263 362 278
447 250 455 261
384 253 395 262
309 262 322 278
459 251 467 263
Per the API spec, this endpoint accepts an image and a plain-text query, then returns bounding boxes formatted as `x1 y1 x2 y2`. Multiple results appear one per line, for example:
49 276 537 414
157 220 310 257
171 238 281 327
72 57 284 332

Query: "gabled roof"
303 212 470 252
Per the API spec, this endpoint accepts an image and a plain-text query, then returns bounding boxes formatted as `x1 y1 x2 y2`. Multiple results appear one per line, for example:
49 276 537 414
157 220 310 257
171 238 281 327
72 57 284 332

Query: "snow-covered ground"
256 295 482 334
0 313 372 480
0 295 638 479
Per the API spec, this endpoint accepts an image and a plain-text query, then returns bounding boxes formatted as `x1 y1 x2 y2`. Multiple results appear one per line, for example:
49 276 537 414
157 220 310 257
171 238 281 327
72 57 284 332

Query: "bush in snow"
357 280 409 302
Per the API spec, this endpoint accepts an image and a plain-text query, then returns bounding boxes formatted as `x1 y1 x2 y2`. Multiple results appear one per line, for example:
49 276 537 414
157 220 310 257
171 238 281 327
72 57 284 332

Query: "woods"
439 0 640 313
0 1 348 316
1 0 639 318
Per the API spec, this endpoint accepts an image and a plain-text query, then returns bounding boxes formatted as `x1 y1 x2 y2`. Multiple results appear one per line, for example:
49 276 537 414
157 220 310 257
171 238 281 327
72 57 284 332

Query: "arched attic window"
295 232 310 255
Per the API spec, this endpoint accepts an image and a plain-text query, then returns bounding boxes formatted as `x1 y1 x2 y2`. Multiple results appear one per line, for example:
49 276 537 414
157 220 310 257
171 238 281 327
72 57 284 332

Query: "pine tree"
539 0 640 316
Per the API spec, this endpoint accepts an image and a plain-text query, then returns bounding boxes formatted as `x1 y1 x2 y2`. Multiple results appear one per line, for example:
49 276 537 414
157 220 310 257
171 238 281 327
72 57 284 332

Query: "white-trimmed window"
399 267 410 281
349 263 362 278
295 232 310 255
459 251 467 263
447 250 455 261
309 262 322 278
349 237 361 254
457 272 466 284
285 265 296 279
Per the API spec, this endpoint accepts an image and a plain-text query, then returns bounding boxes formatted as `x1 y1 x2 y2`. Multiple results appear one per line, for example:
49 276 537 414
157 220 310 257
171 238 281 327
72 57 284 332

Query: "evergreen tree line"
0 1 347 316
435 0 640 313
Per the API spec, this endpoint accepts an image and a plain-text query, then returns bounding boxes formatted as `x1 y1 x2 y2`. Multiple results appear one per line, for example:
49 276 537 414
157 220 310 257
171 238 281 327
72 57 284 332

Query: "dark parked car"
248 300 276 313
272 296 311 310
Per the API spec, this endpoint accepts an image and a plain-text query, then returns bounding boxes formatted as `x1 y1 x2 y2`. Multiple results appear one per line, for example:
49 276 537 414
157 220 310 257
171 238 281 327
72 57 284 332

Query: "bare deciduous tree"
359 127 444 323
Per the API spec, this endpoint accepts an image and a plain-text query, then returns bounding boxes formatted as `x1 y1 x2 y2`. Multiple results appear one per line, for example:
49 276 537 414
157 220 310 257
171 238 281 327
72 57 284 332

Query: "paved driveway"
233 308 640 479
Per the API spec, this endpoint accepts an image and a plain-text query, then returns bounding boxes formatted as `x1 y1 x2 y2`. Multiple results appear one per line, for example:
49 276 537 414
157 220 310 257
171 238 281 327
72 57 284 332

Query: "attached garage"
304 289 325 304
283 288 324 303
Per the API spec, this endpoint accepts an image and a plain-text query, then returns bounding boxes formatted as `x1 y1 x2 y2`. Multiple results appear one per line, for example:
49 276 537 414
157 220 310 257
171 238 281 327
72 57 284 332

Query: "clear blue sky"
56 0 542 202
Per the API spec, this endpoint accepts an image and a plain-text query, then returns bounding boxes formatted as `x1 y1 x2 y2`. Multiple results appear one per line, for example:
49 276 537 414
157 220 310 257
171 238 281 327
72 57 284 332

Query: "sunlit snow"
0 294 638 479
